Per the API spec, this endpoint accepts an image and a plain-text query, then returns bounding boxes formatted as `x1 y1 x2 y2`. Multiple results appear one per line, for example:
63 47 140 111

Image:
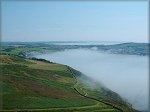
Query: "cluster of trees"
31 57 54 64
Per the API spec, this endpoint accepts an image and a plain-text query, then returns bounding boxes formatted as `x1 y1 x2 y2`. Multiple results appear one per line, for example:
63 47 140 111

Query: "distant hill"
1 42 149 56
98 42 149 56
0 54 137 112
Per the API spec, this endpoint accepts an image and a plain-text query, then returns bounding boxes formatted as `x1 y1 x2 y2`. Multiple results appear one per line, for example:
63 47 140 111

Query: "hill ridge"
0 54 137 112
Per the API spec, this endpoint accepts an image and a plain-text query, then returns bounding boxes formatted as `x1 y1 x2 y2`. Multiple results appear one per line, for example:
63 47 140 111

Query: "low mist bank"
34 49 149 111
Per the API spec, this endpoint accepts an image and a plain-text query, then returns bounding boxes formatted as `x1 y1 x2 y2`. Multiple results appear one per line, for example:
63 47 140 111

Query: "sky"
1 1 149 42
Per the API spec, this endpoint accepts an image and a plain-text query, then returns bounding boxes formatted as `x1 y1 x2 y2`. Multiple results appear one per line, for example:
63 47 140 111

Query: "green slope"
0 54 137 112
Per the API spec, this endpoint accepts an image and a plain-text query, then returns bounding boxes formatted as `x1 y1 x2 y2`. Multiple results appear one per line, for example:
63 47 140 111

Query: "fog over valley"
34 49 149 111
2 1 148 111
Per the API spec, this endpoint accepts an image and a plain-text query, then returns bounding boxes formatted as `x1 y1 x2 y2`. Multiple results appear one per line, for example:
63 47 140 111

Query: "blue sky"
2 1 148 42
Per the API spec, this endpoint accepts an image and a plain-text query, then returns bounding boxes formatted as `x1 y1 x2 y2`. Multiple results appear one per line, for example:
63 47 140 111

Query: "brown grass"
28 60 67 71
0 55 13 64
5 75 81 99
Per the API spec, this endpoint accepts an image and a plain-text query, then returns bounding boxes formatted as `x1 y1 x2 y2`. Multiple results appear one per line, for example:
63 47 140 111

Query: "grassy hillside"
0 54 137 112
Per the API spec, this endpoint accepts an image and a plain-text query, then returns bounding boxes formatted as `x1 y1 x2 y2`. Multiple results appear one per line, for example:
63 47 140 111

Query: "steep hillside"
0 54 137 112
